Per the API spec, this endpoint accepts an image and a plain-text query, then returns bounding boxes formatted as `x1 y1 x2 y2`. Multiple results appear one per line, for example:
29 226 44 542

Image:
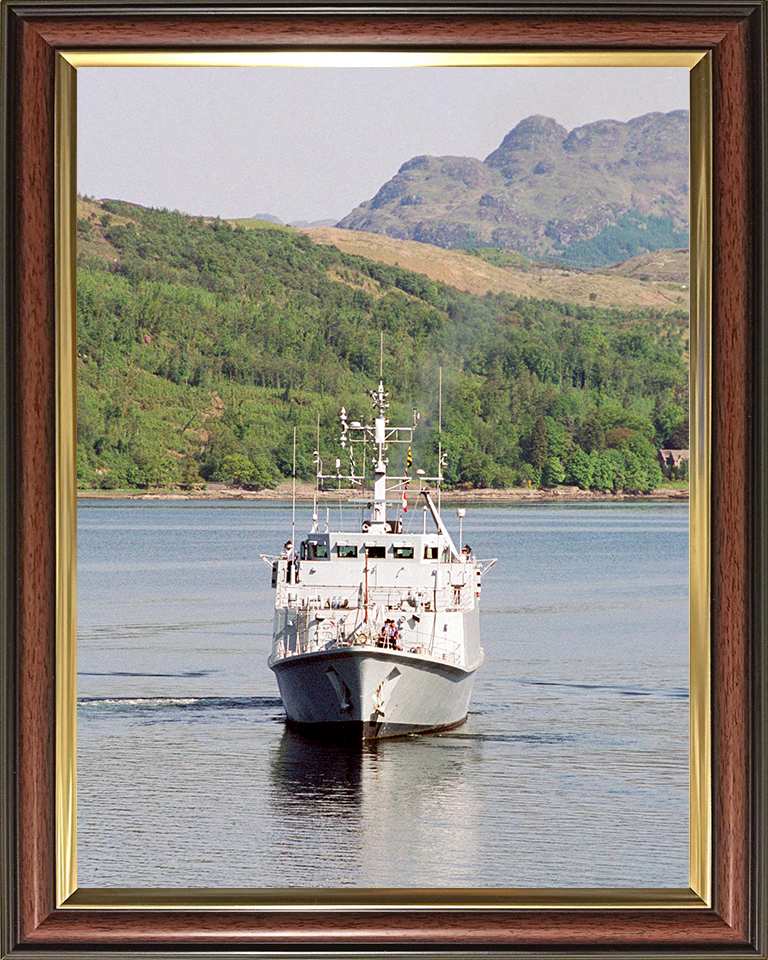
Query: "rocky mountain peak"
336 110 689 267
484 116 568 180
485 115 568 163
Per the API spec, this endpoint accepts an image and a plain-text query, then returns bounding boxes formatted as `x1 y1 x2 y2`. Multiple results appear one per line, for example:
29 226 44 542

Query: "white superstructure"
264 379 495 739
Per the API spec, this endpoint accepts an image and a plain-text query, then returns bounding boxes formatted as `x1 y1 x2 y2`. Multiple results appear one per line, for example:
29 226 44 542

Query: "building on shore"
657 448 690 478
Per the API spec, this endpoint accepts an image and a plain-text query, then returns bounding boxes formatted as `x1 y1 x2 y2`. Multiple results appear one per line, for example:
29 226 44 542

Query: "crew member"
284 540 296 583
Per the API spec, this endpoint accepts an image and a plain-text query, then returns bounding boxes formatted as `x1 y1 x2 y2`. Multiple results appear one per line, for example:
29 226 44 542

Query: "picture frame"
1 1 766 956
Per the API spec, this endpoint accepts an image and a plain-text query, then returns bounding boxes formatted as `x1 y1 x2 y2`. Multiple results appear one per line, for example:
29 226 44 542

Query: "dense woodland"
76 199 689 494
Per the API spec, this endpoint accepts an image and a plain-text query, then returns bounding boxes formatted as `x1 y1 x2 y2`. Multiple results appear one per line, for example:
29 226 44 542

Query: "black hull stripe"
285 714 468 742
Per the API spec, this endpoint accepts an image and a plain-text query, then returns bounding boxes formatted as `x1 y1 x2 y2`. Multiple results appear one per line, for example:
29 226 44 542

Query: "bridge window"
336 544 358 558
307 542 328 560
424 546 439 560
365 546 386 559
393 546 414 559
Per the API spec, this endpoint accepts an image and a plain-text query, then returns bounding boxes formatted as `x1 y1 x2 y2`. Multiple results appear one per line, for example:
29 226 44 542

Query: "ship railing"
272 613 467 667
401 585 475 613
355 585 477 613
429 636 464 666
275 585 359 610
366 586 416 610
441 584 475 613
275 583 476 614
364 585 476 614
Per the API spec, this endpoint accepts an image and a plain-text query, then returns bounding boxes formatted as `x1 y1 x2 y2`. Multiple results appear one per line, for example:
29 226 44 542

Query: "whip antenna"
291 426 297 547
438 366 443 513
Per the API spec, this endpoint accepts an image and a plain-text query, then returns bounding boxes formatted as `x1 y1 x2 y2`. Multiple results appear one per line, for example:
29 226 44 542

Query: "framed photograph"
1 2 765 957
70 51 699 895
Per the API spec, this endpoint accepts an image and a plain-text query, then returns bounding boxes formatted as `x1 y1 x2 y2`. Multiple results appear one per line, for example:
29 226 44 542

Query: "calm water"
77 501 689 888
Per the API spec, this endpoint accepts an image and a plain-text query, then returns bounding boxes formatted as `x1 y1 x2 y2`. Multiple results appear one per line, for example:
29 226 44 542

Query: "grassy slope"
597 248 689 283
295 226 689 313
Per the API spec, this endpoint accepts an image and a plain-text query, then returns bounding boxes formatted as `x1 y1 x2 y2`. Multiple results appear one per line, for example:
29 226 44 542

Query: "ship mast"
317 373 420 531
369 379 389 532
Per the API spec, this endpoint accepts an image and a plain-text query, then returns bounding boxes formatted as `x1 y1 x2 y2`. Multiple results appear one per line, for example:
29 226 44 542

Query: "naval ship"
263 380 496 740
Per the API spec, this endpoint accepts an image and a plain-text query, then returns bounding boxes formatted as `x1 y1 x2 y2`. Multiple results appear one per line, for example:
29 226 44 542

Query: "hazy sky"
78 66 689 224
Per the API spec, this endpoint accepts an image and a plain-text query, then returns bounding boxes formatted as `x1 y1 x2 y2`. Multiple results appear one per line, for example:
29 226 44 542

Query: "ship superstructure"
263 379 495 739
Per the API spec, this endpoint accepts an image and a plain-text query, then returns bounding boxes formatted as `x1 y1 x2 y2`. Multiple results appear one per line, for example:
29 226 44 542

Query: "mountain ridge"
337 110 689 267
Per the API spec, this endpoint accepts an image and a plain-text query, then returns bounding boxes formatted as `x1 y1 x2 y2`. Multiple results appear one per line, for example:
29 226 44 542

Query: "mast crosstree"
316 379 441 531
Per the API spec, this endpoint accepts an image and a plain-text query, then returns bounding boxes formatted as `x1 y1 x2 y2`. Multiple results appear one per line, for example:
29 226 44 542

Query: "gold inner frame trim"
687 52 713 910
55 52 78 909
55 49 711 912
63 51 705 69
62 886 705 912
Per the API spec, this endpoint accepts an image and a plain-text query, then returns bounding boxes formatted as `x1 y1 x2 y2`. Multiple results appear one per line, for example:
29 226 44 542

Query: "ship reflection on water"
270 728 372 809
268 726 483 886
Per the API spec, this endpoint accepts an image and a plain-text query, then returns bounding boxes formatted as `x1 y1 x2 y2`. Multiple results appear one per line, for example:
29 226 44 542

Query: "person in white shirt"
284 540 296 583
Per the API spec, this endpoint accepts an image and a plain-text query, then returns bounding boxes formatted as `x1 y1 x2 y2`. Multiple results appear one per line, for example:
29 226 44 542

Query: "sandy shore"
78 481 688 504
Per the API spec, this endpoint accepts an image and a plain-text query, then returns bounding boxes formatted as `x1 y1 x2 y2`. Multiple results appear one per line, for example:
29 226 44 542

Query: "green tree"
602 449 626 492
249 450 281 490
590 450 615 491
564 447 593 490
220 452 280 490
541 456 565 488
220 453 258 488
514 463 540 488
644 457 664 492
76 447 97 489
127 446 177 489
99 472 123 491
667 416 689 449
545 416 569 460
178 458 203 490
621 451 646 493
530 416 549 469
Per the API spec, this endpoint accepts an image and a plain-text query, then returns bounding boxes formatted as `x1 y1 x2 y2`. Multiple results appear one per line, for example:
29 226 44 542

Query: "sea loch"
77 500 688 888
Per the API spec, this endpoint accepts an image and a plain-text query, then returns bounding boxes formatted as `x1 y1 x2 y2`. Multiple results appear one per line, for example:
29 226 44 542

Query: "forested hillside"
76 198 689 494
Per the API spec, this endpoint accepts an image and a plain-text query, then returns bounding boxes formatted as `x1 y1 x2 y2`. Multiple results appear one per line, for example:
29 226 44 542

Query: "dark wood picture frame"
1 1 766 956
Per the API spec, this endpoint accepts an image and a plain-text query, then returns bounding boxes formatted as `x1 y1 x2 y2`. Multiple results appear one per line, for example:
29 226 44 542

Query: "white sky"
78 66 689 224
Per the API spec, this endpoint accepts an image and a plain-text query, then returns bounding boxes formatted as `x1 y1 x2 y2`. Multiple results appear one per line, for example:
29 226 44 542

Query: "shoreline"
77 481 689 504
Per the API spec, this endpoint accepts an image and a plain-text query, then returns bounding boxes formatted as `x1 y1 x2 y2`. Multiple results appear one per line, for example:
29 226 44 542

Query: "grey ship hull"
270 647 483 741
